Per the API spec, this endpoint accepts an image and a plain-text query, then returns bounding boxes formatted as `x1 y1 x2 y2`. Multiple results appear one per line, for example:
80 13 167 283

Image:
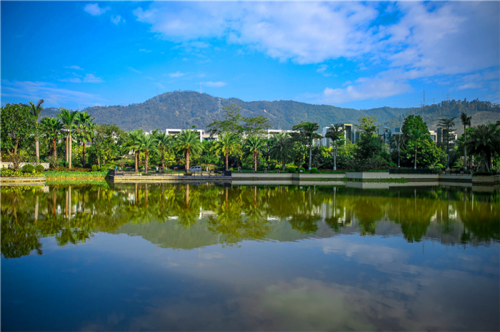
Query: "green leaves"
0 103 37 155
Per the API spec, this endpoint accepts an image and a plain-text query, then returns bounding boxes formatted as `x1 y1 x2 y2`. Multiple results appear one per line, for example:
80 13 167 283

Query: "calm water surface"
2 183 499 331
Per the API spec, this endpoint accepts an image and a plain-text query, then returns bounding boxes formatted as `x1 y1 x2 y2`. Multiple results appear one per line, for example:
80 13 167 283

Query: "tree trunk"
282 154 286 171
398 146 401 168
414 146 417 170
135 151 139 173
145 151 149 174
53 138 57 159
333 143 337 171
82 143 86 167
69 135 72 169
35 139 39 163
186 149 190 173
66 136 69 163
309 142 312 171
97 154 101 168
225 151 229 171
254 151 257 172
162 152 165 172
463 124 467 170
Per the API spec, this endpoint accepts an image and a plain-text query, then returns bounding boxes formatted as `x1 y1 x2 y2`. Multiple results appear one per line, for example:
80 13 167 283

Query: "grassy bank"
43 171 108 180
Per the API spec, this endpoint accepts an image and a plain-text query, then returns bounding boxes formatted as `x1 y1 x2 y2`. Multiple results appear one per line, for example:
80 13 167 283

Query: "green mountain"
41 91 499 132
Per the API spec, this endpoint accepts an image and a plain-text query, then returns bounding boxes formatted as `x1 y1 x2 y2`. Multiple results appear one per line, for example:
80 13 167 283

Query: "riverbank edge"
0 176 46 186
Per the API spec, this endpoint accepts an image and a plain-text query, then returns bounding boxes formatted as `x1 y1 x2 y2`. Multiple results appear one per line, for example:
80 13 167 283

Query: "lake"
2 183 499 331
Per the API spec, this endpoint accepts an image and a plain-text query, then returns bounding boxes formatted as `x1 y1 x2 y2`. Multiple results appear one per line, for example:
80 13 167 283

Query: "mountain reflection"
1 183 499 259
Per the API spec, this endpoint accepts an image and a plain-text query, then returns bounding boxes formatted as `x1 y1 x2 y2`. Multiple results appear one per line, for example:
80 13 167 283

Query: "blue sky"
2 1 499 110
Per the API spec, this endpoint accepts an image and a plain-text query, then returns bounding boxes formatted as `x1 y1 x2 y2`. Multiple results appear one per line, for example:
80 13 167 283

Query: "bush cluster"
35 165 45 173
21 164 35 173
0 168 43 177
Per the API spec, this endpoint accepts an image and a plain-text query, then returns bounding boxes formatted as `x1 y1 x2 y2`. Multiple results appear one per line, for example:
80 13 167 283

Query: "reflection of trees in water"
1 184 498 259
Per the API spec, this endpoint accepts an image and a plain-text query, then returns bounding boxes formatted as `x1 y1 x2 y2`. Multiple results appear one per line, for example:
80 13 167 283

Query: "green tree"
125 129 144 172
0 103 36 156
243 135 266 171
28 99 44 162
137 134 158 174
460 112 472 170
212 132 241 171
155 132 175 172
40 117 63 161
390 135 406 168
401 115 442 168
270 132 293 171
57 108 79 168
437 117 457 169
92 124 127 168
355 116 380 160
176 129 203 174
465 123 500 172
409 129 423 169
74 112 95 167
325 124 345 171
207 104 272 136
291 122 321 170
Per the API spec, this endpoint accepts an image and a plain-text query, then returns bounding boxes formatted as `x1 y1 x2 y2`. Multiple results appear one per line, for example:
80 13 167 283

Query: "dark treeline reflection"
1 184 499 259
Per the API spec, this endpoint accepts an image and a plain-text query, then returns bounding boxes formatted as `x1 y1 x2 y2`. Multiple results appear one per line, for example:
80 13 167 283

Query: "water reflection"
1 183 498 259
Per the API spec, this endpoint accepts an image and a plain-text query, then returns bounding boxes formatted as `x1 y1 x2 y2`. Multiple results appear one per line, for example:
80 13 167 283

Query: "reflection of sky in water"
2 184 499 331
3 232 498 331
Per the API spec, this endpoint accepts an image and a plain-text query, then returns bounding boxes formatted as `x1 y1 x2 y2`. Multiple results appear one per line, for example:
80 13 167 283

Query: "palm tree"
156 132 175 172
125 129 144 173
270 133 293 171
29 99 44 163
291 122 322 171
325 124 344 171
212 132 241 171
57 108 79 169
137 134 158 174
40 117 62 161
465 124 500 172
74 112 95 167
460 112 472 170
437 117 457 169
243 136 266 171
175 129 203 174
390 135 406 168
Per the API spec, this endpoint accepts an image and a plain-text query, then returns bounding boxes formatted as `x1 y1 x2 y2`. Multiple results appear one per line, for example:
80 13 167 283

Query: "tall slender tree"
291 122 322 170
437 117 457 169
243 135 266 172
57 108 79 169
410 129 423 169
176 129 203 174
460 112 472 170
29 99 44 163
390 135 406 168
325 124 345 171
74 112 95 167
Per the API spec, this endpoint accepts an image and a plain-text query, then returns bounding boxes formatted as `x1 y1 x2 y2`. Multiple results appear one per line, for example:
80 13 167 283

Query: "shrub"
298 167 305 172
92 165 98 172
310 167 319 173
21 164 35 173
35 165 45 173
100 166 108 172
287 166 297 173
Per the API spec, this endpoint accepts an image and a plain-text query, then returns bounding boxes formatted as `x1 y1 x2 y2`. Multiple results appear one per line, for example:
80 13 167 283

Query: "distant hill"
41 91 499 132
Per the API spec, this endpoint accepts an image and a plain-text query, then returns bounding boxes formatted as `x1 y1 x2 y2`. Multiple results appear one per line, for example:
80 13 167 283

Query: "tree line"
1 100 499 173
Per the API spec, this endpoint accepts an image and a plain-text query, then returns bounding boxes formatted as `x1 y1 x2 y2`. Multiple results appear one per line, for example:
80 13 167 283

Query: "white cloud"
84 3 109 16
111 15 123 25
205 81 226 88
83 74 103 83
168 71 186 78
134 2 499 103
1 79 100 106
65 65 83 71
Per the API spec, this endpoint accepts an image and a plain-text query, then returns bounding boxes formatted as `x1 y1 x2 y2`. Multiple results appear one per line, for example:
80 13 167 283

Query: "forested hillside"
41 91 499 132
